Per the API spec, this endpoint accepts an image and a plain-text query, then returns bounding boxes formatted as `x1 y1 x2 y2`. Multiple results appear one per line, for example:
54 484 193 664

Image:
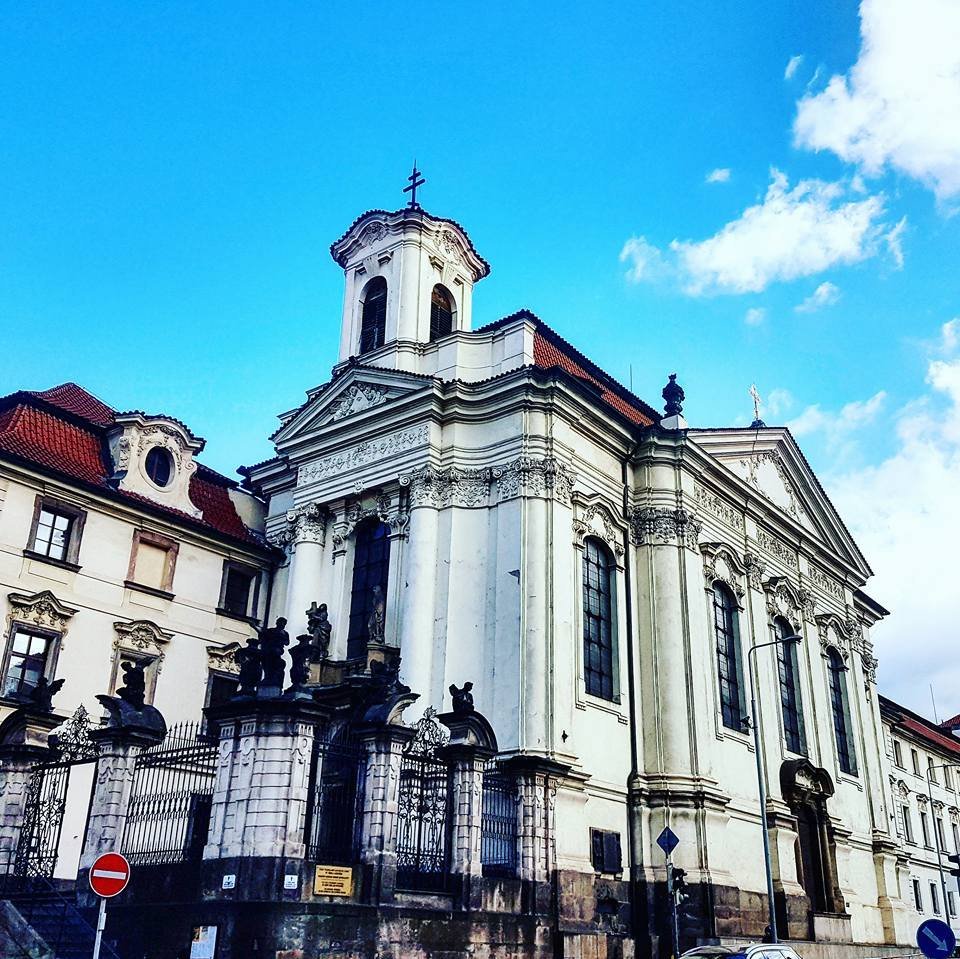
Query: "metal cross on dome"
403 162 425 209
749 383 762 422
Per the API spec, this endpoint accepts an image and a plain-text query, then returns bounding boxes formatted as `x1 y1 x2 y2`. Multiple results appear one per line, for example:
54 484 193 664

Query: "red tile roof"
0 383 262 546
900 716 960 758
881 695 960 759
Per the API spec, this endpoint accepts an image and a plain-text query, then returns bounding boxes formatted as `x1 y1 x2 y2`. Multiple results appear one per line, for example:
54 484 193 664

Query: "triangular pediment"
688 427 871 579
272 366 433 447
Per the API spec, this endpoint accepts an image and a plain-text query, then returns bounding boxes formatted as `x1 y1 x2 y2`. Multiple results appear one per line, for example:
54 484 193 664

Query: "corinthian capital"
283 502 329 546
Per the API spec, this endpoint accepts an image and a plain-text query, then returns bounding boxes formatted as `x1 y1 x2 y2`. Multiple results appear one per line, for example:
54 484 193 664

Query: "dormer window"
145 446 173 488
430 285 455 341
359 277 387 355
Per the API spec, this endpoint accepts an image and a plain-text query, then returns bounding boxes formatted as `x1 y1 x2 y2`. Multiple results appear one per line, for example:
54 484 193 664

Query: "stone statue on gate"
449 681 474 715
235 635 262 698
367 586 386 644
27 676 65 712
117 660 146 710
288 633 313 691
258 617 290 695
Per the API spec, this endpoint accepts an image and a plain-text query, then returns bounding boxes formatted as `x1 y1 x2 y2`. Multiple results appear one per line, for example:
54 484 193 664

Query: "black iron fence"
121 721 217 865
480 762 519 878
305 723 366 864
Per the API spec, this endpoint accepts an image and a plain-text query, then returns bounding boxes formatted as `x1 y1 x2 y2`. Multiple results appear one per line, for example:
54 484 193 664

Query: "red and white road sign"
89 852 130 898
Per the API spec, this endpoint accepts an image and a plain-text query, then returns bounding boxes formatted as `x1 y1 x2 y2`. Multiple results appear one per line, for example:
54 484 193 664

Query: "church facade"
239 202 911 952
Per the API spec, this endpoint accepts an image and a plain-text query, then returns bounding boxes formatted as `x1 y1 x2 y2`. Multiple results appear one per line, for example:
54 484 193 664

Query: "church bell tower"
329 170 491 372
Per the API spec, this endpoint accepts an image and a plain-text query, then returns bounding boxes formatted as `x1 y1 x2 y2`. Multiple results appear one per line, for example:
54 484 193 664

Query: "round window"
144 446 174 488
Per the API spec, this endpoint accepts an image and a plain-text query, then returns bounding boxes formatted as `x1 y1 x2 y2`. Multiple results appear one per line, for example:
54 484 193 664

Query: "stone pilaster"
355 723 415 903
203 699 327 861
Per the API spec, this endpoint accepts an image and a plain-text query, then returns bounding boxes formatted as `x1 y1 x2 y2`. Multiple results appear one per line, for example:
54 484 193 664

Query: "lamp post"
927 761 960 925
746 632 802 945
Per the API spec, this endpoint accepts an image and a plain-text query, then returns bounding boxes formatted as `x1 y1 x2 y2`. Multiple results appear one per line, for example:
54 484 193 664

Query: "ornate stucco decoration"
496 456 575 504
357 220 386 248
916 793 929 808
815 612 853 661
743 552 767 590
7 589 78 632
274 502 331 548
738 450 810 525
808 564 845 601
299 424 430 484
701 542 747 601
206 642 243 675
327 383 389 422
113 620 173 658
763 576 806 632
400 464 495 509
949 807 959 825
629 506 702 550
693 484 745 532
754 527 799 570
329 491 409 554
572 498 626 559
896 780 910 800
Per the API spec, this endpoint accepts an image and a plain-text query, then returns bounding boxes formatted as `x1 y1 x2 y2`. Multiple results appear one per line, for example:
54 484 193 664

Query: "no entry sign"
89 852 131 898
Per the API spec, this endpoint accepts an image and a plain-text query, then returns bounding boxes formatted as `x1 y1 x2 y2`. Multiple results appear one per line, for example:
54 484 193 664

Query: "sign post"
89 852 131 959
657 827 681 959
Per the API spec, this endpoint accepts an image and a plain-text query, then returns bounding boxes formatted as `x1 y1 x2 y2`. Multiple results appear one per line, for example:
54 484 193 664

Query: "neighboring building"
237 201 912 951
881 695 960 933
0 382 274 728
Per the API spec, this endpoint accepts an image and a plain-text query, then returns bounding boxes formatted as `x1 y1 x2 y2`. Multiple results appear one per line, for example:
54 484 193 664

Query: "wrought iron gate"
14 706 98 878
481 761 518 877
305 722 366 864
121 721 217 864
395 708 450 891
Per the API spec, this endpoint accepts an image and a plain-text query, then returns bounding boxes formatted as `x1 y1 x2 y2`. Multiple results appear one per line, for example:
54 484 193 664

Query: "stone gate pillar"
0 705 63 875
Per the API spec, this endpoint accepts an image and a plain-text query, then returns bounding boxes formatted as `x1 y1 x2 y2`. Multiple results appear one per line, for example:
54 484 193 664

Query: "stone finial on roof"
660 374 688 430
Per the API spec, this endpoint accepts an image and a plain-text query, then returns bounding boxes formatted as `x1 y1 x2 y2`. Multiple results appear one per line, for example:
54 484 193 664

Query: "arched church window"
827 647 857 775
582 538 616 701
359 277 387 355
429 285 454 341
775 616 806 754
347 519 391 659
713 583 745 731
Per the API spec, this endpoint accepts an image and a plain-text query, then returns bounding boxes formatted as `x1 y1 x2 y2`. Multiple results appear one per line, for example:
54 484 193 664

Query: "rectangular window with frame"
126 530 178 595
931 882 941 916
953 823 959 853
945 765 953 790
921 810 931 847
205 670 239 710
949 890 957 918
913 878 923 912
589 828 622 875
2 625 57 700
903 805 914 843
937 816 946 850
26 497 86 566
913 749 921 776
929 757 938 784
893 739 903 767
218 562 260 619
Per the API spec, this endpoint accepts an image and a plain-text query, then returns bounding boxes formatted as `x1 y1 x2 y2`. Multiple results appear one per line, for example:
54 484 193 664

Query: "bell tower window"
429 285 455 341
359 277 387 355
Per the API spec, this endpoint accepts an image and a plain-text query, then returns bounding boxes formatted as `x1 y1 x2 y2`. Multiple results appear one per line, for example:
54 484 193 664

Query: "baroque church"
0 191 931 959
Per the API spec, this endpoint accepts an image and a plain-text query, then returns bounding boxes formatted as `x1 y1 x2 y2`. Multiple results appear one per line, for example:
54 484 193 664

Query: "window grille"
713 583 744 730
582 538 616 701
481 763 518 878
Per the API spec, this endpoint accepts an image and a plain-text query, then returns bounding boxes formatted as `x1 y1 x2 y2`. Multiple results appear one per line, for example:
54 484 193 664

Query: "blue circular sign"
917 918 956 959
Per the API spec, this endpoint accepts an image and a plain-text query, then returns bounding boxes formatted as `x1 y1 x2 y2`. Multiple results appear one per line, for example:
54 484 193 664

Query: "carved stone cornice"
113 620 173 657
496 456 575 504
7 589 78 631
399 464 494 509
629 506 702 550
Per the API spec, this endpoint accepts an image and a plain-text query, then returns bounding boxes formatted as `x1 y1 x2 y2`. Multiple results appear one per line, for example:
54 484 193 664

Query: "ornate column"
280 503 329 638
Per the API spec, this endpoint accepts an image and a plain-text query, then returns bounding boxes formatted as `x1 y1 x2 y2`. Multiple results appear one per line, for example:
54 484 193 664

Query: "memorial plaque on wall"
313 865 353 896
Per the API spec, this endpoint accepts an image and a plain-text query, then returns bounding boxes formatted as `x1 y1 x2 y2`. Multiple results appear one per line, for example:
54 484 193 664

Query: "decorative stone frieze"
694 484 745 532
399 464 495 509
206 642 243 675
629 506 702 550
755 527 799 569
6 589 78 633
298 424 430 483
808 565 844 601
328 383 388 422
701 542 747 600
572 499 626 557
496 456 575 504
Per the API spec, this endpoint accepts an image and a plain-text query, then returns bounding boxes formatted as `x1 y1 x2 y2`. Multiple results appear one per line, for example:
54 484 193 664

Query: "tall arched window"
713 583 745 730
775 617 806 754
359 277 387 355
429 285 454 341
582 538 616 701
827 648 857 775
347 519 391 659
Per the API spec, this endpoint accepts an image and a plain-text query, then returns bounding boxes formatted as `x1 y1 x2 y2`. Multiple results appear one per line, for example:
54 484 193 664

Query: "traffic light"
672 866 690 907
948 853 960 880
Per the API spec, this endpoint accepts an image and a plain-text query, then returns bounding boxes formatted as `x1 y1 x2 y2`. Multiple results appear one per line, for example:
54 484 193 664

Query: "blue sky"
2 2 959 713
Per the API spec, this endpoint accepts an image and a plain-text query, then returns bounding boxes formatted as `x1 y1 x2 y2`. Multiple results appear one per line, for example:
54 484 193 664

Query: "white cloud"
666 169 891 294
793 0 960 201
885 216 907 269
765 388 794 418
788 390 887 452
784 55 804 81
706 168 731 184
744 307 766 326
795 281 841 313
940 318 959 354
619 236 667 283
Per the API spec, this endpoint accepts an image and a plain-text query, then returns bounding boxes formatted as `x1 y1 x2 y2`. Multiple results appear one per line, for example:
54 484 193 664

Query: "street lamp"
746 631 802 945
926 761 960 924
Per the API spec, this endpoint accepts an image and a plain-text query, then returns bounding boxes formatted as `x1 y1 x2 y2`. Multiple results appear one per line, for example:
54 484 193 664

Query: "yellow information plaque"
313 865 354 897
